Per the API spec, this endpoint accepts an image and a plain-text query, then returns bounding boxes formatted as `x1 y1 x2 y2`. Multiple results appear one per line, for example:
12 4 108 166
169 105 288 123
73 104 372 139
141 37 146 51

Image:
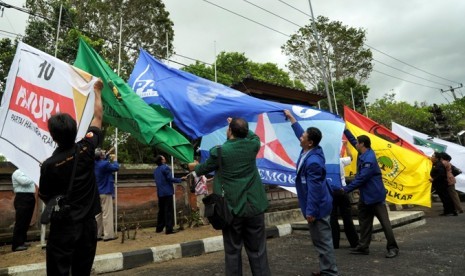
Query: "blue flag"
128 49 345 187
128 49 334 139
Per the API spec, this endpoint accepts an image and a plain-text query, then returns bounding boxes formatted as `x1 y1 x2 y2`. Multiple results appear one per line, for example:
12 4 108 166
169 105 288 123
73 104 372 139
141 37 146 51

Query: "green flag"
74 38 193 163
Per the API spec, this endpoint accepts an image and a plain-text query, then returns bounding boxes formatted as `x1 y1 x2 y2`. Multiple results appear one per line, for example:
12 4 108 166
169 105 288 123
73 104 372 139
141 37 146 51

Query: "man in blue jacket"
284 110 338 276
95 148 119 241
154 155 186 234
342 129 399 258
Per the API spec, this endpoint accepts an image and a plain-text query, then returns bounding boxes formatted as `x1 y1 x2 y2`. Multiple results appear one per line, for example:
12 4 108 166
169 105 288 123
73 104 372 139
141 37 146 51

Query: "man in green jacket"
189 117 270 276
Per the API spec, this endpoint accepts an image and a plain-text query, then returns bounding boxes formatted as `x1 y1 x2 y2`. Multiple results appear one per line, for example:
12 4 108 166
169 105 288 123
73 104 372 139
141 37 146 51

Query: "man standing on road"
188 117 271 276
11 169 36 252
95 147 119 241
330 141 359 249
284 110 338 276
39 79 104 275
154 155 186 235
342 128 399 258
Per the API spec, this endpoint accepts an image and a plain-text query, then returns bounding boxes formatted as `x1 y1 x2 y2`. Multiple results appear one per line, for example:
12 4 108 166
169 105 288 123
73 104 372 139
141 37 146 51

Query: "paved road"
108 202 465 276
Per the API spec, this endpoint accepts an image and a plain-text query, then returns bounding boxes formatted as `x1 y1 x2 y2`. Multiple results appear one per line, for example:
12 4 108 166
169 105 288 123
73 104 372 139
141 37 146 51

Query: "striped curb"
1 223 293 275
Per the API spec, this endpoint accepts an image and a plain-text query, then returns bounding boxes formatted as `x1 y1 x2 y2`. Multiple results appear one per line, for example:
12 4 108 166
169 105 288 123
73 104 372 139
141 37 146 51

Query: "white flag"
392 122 465 193
0 42 98 184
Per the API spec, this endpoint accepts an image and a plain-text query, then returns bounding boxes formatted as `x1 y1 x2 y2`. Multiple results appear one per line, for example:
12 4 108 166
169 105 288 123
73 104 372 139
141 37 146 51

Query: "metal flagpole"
350 87 356 110
40 3 63 248
214 41 217 83
166 32 177 226
362 92 369 117
307 0 333 113
328 57 338 115
114 16 123 236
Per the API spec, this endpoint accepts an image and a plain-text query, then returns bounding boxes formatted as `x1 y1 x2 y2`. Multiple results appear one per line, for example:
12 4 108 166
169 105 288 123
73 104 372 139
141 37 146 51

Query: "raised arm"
284 110 297 124
90 79 103 129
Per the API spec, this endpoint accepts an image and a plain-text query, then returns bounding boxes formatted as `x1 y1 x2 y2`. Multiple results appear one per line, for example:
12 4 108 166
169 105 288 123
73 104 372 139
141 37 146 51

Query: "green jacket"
195 130 268 217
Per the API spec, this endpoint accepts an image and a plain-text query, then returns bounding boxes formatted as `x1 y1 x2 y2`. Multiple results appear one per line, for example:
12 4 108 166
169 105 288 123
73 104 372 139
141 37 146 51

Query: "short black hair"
306 127 322 146
154 155 164 166
357 135 371 148
229 118 248 138
47 113 77 149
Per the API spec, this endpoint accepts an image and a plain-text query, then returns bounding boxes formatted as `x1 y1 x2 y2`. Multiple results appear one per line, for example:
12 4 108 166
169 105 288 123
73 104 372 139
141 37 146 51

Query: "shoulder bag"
202 145 233 230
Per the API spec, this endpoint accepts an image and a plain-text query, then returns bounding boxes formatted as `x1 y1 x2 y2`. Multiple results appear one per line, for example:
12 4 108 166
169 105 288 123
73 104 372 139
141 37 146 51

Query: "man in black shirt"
39 79 103 276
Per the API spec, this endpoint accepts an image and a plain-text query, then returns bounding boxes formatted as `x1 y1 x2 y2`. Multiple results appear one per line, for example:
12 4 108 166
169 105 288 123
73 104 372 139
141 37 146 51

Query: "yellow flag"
346 121 432 207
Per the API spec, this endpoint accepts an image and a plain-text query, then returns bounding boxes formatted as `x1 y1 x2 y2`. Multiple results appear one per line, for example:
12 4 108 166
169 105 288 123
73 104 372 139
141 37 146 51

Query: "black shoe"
166 229 179 235
155 229 163 233
385 248 399 258
13 245 28 252
440 212 457 216
350 247 369 255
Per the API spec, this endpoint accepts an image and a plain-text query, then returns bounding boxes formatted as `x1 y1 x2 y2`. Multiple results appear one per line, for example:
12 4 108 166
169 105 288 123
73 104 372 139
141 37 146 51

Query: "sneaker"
166 229 179 235
385 248 399 258
350 247 369 255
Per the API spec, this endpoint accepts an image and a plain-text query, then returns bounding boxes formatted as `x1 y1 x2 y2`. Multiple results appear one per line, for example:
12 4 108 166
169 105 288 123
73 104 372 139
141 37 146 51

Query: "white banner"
0 42 97 184
392 122 465 192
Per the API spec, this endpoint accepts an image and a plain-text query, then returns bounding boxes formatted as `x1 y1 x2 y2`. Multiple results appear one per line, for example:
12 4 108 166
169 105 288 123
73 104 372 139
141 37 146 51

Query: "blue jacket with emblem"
154 164 183 197
291 122 333 219
343 129 386 204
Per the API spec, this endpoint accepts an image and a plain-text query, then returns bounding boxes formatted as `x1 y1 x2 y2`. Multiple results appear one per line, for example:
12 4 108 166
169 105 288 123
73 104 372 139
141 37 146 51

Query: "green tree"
24 0 174 79
282 16 373 90
0 38 17 99
368 93 434 134
317 77 369 116
440 98 465 137
182 51 305 89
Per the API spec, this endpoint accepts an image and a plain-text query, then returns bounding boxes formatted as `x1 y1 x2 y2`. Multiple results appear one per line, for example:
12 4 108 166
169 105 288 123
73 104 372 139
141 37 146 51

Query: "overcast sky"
2 0 464 106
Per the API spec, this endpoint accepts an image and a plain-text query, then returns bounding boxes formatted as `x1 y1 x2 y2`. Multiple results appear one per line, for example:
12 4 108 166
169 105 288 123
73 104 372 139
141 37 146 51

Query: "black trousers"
222 213 271 276
434 182 455 214
12 193 35 250
46 217 97 276
330 192 359 248
156 195 174 233
357 201 398 251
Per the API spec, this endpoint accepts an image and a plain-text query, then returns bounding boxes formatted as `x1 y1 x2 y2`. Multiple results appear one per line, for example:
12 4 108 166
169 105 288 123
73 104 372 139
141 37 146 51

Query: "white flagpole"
214 41 217 83
41 3 63 248
308 0 333 113
350 87 356 110
166 32 177 226
114 16 123 236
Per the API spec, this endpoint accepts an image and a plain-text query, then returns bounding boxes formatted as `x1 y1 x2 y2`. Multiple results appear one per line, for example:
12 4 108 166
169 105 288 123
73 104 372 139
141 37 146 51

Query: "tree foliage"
24 0 174 79
0 38 17 100
317 77 369 116
367 93 434 134
282 16 373 90
182 51 305 89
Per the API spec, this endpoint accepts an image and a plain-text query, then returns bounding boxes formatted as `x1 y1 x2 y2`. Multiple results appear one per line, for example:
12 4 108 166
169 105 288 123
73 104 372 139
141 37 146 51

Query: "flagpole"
350 87 356 110
308 0 333 113
362 91 369 117
328 56 338 115
166 32 178 227
214 41 217 83
114 16 123 237
40 3 63 248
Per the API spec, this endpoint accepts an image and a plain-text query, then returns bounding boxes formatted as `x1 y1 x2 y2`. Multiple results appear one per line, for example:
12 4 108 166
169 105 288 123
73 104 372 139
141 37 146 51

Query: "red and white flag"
0 42 98 184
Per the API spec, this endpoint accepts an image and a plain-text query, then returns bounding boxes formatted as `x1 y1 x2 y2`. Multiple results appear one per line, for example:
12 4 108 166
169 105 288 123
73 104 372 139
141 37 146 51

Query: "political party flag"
128 49 303 139
0 42 99 184
344 106 432 207
74 39 193 163
392 122 465 193
200 106 345 188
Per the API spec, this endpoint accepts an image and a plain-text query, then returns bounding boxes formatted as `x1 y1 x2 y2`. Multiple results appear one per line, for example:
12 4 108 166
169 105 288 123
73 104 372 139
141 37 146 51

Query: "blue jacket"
343 129 386 204
95 159 120 195
154 164 183 197
292 123 333 219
